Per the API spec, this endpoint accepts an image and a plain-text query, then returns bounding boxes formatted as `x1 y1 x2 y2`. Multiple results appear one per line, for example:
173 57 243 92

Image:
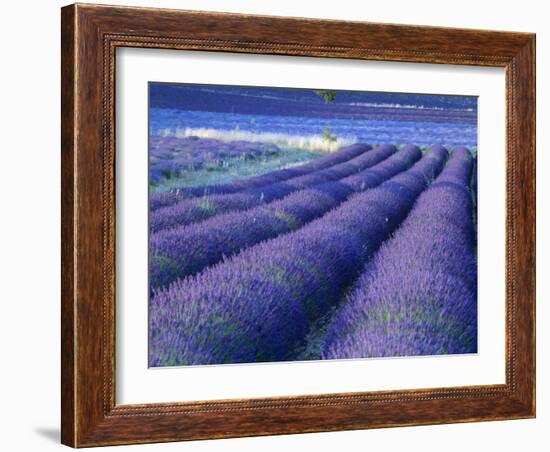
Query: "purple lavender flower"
149 144 396 233
149 145 448 366
322 146 477 359
149 145 421 290
149 135 281 181
150 142 371 210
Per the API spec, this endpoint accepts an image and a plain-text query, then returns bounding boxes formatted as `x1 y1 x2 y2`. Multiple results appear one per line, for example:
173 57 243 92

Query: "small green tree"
314 90 337 104
322 127 337 143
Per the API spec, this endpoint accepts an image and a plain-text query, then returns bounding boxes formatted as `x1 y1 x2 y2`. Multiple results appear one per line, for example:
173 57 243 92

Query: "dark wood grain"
61 3 536 447
60 5 76 446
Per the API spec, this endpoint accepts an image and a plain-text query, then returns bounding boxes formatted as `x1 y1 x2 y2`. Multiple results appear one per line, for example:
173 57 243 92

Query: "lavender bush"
149 136 281 185
149 145 448 366
149 145 422 290
149 144 395 233
150 142 371 211
322 146 476 359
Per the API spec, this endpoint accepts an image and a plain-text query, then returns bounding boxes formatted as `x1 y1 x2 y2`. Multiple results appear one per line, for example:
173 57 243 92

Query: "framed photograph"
61 3 536 447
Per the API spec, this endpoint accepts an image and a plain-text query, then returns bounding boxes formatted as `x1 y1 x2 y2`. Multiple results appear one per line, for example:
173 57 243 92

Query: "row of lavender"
149 142 370 210
322 147 477 359
149 145 455 366
149 144 422 289
149 143 388 232
150 136 281 185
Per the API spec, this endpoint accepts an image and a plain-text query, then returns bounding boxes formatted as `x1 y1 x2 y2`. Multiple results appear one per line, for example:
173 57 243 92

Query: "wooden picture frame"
61 3 535 447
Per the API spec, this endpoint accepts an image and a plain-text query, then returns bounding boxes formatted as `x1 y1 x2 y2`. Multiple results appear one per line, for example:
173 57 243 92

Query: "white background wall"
0 0 545 450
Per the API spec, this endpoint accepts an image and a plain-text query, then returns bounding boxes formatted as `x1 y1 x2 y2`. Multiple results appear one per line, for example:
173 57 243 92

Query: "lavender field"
148 83 478 367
